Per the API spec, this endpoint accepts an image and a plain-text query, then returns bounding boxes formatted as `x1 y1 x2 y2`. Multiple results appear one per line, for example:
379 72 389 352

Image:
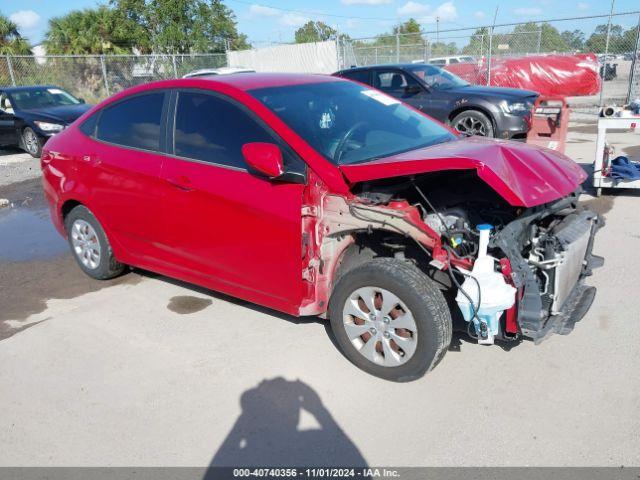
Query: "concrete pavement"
0 125 638 467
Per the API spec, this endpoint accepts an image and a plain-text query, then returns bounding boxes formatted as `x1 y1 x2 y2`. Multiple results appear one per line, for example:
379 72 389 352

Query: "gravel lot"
0 124 639 467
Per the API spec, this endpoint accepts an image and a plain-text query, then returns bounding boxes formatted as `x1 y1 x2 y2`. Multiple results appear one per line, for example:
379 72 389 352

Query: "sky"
2 0 639 46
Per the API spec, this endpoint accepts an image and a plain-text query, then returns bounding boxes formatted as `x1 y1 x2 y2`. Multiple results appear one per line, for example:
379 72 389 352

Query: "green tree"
462 27 489 55
585 24 624 53
294 21 337 43
44 7 142 54
561 29 585 51
513 22 568 53
111 0 249 53
622 26 639 53
0 14 31 54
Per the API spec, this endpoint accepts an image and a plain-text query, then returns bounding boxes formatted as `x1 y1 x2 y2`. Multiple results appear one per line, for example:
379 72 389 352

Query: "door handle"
82 154 101 165
166 175 193 191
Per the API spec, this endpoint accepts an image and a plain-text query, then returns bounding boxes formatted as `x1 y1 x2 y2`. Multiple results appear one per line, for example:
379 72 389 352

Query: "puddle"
167 295 212 314
0 207 67 261
581 195 615 216
0 177 141 339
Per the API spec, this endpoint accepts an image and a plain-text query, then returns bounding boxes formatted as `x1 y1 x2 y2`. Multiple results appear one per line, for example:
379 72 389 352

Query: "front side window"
97 92 165 151
249 81 455 165
173 91 273 169
373 70 420 95
408 64 469 90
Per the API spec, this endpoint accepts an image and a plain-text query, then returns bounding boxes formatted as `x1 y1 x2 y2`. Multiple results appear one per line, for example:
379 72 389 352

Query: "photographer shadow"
208 377 367 469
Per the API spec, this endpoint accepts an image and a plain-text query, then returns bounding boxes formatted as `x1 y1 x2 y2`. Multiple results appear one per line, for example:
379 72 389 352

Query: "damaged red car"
42 74 603 381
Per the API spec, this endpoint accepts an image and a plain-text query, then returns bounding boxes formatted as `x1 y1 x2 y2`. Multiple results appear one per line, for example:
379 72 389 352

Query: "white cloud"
280 13 309 26
432 1 457 21
248 4 308 27
577 2 589 10
397 0 457 23
513 7 542 16
249 4 280 17
398 1 430 16
474 11 486 20
341 0 392 4
9 10 40 30
346 18 360 29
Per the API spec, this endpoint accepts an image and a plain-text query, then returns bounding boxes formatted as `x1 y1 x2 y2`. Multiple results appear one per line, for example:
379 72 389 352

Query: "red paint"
241 142 284 178
499 257 518 334
340 135 585 208
42 73 583 321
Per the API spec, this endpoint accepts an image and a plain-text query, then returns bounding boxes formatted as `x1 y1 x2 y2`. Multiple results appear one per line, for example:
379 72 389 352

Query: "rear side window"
173 91 272 169
97 92 165 151
340 70 371 85
79 114 98 137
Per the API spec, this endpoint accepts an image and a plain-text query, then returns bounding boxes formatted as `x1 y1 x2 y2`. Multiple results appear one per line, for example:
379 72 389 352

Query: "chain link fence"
0 54 227 103
342 11 640 113
0 12 639 112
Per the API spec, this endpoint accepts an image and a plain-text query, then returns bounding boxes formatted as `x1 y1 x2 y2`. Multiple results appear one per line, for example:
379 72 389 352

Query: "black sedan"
334 64 538 141
0 85 91 157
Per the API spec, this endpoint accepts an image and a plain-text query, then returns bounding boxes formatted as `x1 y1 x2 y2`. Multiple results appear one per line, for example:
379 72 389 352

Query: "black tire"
22 127 44 158
64 205 126 280
328 258 452 382
451 110 495 138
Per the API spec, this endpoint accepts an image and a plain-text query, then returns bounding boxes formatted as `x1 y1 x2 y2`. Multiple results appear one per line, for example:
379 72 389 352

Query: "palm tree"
0 14 31 55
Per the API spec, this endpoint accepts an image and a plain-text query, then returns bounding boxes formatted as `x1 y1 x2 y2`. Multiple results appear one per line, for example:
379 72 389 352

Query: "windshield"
8 87 80 110
249 81 455 165
408 64 469 90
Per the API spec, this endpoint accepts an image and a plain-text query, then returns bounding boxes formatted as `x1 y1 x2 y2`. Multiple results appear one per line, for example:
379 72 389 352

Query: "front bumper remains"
492 195 603 343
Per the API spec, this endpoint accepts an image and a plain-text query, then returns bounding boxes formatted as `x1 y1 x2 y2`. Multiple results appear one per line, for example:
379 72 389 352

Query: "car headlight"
34 121 65 132
500 101 531 114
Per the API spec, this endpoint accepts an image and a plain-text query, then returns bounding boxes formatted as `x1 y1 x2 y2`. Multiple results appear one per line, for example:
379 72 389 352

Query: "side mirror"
78 98 85 103
242 142 284 179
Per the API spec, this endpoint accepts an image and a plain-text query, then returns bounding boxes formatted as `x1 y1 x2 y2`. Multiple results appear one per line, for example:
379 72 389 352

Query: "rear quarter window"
96 92 165 151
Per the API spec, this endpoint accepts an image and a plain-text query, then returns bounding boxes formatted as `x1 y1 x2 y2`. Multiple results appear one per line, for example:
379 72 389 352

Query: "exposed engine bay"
304 170 603 345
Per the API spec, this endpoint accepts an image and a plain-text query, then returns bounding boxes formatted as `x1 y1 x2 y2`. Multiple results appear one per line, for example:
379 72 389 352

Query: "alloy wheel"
342 286 418 367
454 115 488 136
70 219 101 270
23 129 39 155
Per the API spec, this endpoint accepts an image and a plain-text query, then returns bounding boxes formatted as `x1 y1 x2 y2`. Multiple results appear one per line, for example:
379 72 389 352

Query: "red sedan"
42 73 602 381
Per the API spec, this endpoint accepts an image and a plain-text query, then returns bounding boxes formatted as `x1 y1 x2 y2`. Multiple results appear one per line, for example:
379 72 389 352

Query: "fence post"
396 32 400 63
627 14 640 103
536 29 542 54
598 0 615 109
486 30 493 86
172 54 178 77
100 55 110 96
6 56 16 86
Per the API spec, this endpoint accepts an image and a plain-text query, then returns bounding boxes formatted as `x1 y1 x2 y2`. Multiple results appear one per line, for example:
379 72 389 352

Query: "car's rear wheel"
64 205 126 280
328 258 452 382
22 127 43 158
451 110 494 138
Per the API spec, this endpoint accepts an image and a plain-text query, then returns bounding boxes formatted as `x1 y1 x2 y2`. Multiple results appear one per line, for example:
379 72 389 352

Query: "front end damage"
300 170 603 345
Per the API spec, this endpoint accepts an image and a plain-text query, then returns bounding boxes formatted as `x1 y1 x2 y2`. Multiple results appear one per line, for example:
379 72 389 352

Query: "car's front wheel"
328 258 452 382
451 110 494 138
64 205 126 280
22 127 43 158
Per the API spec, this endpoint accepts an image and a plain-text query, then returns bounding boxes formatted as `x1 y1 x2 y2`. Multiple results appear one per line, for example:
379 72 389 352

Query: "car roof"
338 63 431 72
1 85 59 93
183 72 343 90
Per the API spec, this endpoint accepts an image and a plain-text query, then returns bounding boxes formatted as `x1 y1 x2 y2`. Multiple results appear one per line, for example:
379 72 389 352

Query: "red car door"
83 91 169 263
159 89 306 314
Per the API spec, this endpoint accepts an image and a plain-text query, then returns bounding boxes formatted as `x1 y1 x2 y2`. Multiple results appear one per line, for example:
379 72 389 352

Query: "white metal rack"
593 116 640 197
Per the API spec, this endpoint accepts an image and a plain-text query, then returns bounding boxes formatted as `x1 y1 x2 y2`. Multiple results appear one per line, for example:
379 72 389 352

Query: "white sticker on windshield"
361 89 400 106
47 88 64 94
